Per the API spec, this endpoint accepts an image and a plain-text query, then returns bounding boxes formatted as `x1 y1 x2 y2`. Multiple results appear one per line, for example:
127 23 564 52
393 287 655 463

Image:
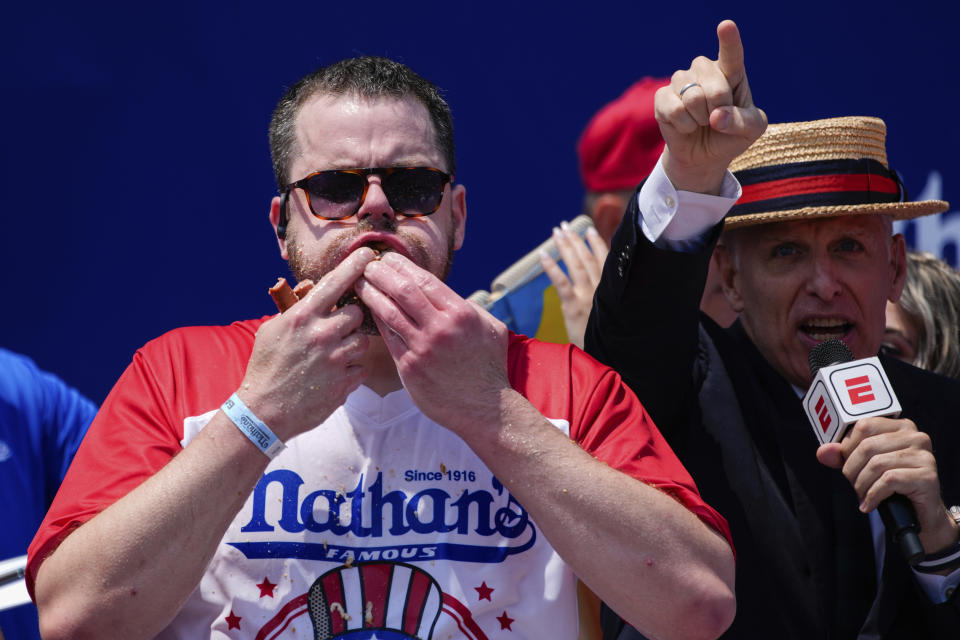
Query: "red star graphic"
225 610 242 630
474 581 494 601
257 577 277 598
496 611 514 630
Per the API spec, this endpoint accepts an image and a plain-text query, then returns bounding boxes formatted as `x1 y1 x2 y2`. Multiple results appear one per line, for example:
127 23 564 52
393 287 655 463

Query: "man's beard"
286 219 456 335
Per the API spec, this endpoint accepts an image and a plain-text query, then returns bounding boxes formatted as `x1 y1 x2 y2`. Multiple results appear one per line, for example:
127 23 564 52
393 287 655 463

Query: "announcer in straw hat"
586 19 960 640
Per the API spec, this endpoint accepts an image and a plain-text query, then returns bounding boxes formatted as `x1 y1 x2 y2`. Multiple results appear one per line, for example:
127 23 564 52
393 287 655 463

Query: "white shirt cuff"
913 559 960 603
636 155 741 249
870 509 960 603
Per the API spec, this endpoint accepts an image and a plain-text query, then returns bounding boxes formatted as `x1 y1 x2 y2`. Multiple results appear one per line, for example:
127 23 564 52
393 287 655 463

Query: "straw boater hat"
723 115 949 230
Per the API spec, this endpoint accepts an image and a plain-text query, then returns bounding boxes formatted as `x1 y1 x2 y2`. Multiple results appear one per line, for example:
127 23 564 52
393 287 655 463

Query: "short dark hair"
268 56 455 190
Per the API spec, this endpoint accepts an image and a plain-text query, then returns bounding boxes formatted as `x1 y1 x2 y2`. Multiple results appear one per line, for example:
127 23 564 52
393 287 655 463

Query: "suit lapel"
691 322 824 636
711 322 877 637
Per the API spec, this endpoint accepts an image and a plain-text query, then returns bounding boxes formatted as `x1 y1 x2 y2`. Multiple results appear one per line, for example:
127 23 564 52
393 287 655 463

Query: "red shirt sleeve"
506 334 733 552
25 346 184 597
26 320 262 598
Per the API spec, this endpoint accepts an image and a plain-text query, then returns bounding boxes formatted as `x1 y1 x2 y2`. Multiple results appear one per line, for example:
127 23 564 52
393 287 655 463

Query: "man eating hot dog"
27 56 735 640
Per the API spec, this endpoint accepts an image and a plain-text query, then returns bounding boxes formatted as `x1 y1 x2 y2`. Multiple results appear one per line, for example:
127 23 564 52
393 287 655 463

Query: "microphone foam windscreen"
808 339 854 375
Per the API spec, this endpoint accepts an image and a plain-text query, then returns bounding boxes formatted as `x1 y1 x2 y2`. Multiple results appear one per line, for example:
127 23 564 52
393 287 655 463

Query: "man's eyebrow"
386 157 441 167
753 233 800 245
308 159 440 171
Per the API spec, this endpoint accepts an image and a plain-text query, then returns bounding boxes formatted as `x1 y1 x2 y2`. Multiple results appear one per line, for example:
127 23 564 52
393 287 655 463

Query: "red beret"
577 77 670 192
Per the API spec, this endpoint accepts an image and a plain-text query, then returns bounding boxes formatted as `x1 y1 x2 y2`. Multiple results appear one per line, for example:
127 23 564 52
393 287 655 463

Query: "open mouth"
800 318 852 342
364 240 391 256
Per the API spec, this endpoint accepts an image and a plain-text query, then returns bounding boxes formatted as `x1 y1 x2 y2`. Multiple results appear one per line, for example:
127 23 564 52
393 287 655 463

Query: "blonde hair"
898 251 960 378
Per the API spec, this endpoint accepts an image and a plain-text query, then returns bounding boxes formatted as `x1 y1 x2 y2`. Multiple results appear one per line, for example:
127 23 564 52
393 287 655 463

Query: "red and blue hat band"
728 158 906 217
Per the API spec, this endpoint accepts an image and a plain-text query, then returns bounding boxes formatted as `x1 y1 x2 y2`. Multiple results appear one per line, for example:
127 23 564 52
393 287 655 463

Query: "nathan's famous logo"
229 471 536 563
257 562 491 640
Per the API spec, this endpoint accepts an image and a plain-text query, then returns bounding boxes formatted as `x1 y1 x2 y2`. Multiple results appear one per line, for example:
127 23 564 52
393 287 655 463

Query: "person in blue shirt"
0 347 96 640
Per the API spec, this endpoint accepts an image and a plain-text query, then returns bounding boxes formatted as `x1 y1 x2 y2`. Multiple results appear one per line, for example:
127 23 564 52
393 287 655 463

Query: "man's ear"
450 184 467 250
269 195 289 260
889 233 907 303
590 193 628 244
715 241 745 313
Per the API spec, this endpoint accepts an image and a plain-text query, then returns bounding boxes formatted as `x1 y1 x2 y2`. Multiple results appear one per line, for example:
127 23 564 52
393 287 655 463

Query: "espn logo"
814 394 832 432
830 363 894 415
845 375 875 405
805 380 841 444
802 357 900 445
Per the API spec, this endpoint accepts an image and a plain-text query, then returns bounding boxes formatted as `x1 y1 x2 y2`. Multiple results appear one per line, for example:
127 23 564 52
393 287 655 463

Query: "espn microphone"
802 339 924 567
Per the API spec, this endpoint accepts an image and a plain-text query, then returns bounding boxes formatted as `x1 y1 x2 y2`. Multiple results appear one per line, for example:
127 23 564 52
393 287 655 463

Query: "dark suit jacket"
585 194 960 639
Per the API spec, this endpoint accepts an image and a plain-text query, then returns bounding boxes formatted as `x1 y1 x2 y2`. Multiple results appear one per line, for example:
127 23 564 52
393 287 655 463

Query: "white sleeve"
637 156 742 250
912 565 960 603
869 509 960 602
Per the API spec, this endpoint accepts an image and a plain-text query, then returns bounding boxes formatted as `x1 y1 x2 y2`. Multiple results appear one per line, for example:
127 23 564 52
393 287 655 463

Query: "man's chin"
358 306 380 336
336 292 380 336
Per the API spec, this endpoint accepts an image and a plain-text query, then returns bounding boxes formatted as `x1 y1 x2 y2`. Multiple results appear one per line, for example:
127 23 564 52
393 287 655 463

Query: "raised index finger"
716 20 745 86
302 247 378 311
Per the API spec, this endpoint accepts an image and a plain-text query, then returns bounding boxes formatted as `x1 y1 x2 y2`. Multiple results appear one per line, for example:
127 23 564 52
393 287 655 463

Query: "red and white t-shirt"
29 318 730 639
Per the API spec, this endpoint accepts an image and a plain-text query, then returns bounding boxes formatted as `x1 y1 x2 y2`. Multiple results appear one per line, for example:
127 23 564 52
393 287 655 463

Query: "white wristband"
221 393 286 459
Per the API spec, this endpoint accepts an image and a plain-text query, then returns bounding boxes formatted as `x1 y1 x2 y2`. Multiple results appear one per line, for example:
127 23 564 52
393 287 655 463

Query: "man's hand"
656 19 767 194
31 250 382 639
357 253 735 640
817 417 960 555
540 223 609 349
354 251 510 437
239 247 379 440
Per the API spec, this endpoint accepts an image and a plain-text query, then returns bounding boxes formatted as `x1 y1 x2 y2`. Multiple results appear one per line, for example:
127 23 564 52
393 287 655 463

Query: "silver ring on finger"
678 82 699 98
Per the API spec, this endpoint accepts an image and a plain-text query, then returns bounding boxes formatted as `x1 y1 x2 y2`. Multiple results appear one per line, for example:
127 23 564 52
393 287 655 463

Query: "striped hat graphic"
308 562 443 640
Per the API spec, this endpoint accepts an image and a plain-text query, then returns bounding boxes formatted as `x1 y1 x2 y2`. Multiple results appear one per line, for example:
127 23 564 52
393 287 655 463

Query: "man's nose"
356 177 396 223
806 256 843 300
